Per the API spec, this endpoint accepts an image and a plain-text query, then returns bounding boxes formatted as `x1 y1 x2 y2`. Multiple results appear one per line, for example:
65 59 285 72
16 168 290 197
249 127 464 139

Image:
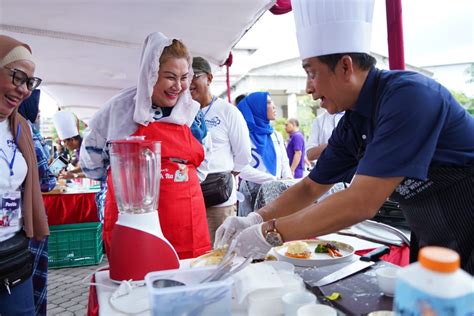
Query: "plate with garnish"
274 239 355 267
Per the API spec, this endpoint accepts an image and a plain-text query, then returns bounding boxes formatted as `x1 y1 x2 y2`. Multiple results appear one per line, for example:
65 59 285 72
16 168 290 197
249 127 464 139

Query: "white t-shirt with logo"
306 111 344 161
202 98 252 206
239 131 293 184
0 120 27 242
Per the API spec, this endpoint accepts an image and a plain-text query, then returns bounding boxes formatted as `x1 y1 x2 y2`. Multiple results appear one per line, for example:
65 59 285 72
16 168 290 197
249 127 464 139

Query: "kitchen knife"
314 246 390 287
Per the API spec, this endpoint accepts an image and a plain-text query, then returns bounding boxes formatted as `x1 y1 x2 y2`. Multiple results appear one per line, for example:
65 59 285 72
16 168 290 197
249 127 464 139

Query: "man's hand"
58 170 76 180
233 223 272 259
214 212 263 249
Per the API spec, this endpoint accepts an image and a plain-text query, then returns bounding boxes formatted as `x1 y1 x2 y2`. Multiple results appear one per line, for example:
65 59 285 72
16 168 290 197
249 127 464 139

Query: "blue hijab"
237 92 276 176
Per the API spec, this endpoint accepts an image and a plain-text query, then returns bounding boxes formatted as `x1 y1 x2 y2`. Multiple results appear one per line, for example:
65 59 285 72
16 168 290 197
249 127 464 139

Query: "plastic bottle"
394 246 473 315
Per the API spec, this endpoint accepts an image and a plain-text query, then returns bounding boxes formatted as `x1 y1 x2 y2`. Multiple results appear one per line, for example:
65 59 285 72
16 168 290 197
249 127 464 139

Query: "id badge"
1 191 21 227
174 163 189 182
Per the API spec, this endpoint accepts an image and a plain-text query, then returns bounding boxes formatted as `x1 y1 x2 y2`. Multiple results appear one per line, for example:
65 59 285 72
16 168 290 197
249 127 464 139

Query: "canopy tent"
0 0 276 122
1 0 406 123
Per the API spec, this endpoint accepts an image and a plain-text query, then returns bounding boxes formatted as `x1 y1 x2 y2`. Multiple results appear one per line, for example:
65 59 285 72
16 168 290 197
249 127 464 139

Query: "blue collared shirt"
310 67 474 184
29 121 56 192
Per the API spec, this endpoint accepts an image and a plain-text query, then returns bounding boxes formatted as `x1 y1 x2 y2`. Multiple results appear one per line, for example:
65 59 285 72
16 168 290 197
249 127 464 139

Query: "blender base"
109 224 180 282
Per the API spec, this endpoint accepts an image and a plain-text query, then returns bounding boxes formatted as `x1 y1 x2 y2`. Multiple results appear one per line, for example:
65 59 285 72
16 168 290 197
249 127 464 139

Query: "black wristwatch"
264 219 283 247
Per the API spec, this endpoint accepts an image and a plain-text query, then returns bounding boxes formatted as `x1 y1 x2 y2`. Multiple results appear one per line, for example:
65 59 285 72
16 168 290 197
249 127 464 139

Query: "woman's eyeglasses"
193 73 206 80
3 67 42 91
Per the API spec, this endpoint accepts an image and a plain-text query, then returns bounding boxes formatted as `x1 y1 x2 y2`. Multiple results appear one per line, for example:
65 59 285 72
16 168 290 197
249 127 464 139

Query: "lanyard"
0 125 21 177
203 96 217 118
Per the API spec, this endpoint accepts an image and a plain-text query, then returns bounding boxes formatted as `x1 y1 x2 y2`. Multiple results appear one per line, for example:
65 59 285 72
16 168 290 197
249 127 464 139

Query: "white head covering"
292 0 375 59
88 32 199 141
52 111 79 140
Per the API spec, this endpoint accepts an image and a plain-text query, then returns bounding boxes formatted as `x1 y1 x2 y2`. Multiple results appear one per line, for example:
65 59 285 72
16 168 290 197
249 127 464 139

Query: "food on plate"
285 241 311 259
315 242 343 257
252 254 277 263
190 247 226 267
265 254 277 261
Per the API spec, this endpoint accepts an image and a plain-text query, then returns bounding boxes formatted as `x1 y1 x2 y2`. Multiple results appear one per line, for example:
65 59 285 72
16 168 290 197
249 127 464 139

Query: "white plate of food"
274 239 355 267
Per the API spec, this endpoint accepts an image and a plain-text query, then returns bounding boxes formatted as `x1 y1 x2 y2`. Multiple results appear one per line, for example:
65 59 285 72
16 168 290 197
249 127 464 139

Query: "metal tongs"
200 236 252 283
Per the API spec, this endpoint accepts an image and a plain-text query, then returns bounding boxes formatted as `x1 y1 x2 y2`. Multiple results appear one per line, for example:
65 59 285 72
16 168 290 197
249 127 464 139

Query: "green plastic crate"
48 222 103 269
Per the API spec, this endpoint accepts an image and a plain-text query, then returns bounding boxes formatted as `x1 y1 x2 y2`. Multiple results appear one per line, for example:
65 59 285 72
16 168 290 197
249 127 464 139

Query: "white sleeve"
238 164 276 184
277 132 293 179
306 118 321 154
196 133 212 183
228 108 252 172
79 128 109 180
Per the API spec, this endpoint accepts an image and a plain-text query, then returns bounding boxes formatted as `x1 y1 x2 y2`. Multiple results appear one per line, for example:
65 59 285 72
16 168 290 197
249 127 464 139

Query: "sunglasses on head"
3 67 42 91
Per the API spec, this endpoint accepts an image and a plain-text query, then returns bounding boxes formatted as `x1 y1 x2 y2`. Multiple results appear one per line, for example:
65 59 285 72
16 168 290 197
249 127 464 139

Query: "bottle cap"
419 246 460 273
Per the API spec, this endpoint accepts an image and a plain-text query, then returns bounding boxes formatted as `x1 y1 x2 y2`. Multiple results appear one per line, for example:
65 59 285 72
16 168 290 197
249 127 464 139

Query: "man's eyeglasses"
3 67 42 91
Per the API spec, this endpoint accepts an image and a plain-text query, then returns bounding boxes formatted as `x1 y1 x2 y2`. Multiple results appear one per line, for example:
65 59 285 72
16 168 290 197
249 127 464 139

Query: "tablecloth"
43 191 99 225
86 241 409 316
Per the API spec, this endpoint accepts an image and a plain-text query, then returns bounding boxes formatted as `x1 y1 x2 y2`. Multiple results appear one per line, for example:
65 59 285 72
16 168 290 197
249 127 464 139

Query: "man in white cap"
215 0 474 274
190 57 251 244
52 111 85 179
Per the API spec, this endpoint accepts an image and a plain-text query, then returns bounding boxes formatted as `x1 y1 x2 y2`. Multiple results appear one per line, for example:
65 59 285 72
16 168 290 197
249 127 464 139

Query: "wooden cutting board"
296 260 395 315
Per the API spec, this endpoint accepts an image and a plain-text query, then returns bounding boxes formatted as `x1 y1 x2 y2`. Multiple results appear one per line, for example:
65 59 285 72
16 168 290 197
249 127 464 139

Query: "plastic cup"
375 267 398 297
282 291 316 316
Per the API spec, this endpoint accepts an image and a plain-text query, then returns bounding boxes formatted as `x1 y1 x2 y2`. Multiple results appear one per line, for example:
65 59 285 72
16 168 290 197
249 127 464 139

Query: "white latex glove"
234 223 272 259
214 212 263 249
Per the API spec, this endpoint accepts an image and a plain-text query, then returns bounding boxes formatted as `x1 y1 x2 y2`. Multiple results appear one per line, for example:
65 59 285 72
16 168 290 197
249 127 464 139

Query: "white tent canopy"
0 0 275 122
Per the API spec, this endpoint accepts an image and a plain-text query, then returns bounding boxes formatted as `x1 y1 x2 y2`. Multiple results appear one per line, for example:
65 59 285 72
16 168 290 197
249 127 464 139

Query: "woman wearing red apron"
80 32 211 259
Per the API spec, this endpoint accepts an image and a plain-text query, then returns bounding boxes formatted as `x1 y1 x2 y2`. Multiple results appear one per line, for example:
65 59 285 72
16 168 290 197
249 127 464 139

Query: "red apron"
104 122 211 259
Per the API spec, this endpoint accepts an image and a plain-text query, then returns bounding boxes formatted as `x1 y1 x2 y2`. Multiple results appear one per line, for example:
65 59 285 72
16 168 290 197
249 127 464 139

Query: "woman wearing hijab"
0 35 49 315
237 92 292 217
80 32 211 260
18 90 55 316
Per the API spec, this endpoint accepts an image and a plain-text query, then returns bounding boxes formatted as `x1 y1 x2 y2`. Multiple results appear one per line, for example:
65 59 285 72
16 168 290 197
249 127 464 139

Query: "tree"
296 95 320 141
465 63 474 84
450 90 474 108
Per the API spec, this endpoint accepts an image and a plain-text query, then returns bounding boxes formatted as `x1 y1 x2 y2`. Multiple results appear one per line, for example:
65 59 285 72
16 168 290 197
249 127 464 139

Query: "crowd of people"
1 0 473 314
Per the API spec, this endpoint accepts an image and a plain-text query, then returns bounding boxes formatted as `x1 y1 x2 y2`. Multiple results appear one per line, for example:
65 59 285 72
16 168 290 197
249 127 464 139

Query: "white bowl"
297 304 337 316
375 267 399 297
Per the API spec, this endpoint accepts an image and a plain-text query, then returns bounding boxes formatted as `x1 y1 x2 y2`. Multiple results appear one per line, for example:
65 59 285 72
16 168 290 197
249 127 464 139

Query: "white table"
92 234 388 315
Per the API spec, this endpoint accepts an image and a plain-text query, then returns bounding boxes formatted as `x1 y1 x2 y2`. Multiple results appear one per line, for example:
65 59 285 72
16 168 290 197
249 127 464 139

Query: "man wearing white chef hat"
215 0 474 274
52 111 85 179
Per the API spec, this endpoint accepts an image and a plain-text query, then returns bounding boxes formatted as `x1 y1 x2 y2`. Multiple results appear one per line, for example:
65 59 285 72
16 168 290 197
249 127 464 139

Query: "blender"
108 137 179 281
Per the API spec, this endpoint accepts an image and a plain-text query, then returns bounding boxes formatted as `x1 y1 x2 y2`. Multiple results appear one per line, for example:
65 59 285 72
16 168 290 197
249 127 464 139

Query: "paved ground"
47 257 109 315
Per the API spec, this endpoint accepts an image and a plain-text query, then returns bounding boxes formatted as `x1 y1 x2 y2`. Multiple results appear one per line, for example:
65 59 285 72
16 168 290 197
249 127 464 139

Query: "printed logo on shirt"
250 148 260 169
395 178 434 200
6 139 16 150
205 116 221 128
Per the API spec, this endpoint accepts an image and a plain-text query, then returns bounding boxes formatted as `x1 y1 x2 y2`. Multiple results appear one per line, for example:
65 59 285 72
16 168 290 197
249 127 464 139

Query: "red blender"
108 137 179 282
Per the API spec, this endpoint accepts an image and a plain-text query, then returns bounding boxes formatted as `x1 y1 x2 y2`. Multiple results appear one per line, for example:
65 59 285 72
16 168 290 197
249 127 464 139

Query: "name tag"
1 191 21 227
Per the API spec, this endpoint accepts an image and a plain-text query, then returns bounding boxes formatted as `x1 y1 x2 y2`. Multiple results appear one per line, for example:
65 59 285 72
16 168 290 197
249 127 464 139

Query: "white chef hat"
292 0 375 59
53 111 79 140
